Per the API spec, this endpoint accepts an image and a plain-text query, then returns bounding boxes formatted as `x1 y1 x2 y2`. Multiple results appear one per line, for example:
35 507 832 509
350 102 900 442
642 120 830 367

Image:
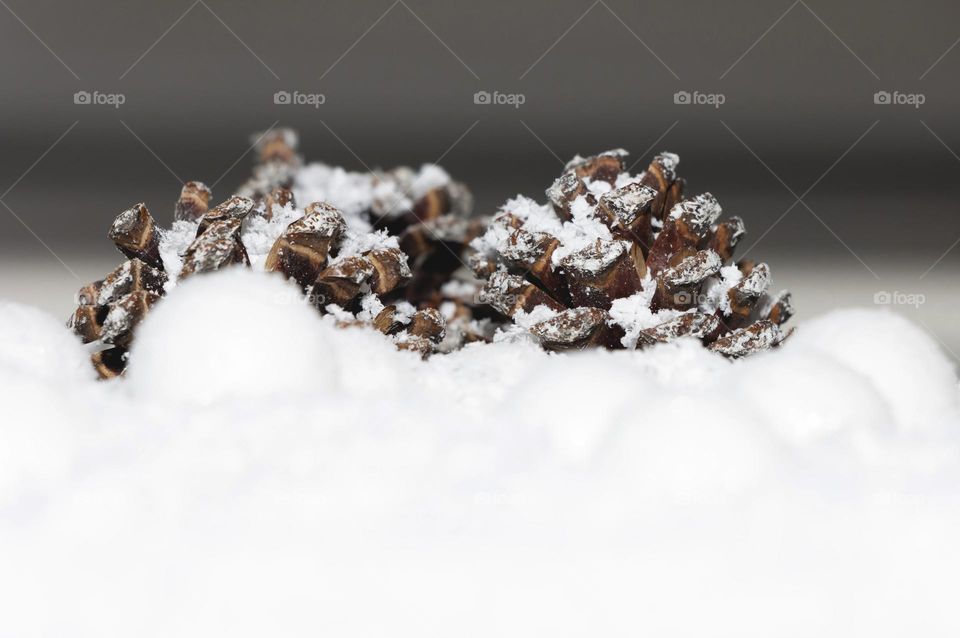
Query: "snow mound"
1 285 960 637
0 301 94 384
790 309 958 431
127 268 338 404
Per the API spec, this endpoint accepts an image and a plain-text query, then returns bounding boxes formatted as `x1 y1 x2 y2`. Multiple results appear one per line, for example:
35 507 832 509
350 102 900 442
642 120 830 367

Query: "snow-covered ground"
2 268 959 637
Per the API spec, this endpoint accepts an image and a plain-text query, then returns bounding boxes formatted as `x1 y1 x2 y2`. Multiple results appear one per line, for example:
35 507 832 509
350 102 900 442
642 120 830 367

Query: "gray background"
1 0 957 356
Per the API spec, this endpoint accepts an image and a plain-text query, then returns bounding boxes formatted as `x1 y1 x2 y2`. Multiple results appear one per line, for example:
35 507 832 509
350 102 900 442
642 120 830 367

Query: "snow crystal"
607 282 686 349
158 219 200 284
700 264 744 314
668 192 723 228
512 303 561 329
439 278 480 301
655 150 680 176
561 239 630 275
584 177 613 197
492 304 559 344
328 227 400 264
550 196 614 265
502 195 564 236
355 293 386 323
470 196 565 263
409 164 451 199
240 202 303 270
614 170 644 189
292 162 450 223
292 164 377 219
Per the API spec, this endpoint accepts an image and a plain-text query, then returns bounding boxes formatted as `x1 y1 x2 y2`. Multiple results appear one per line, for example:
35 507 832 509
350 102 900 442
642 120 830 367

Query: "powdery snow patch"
0 303 100 508
0 301 94 384
1 298 960 636
126 268 338 404
791 309 959 432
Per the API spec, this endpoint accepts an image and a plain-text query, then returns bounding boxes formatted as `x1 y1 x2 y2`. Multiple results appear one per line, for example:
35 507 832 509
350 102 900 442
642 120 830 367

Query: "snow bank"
1 271 959 637
127 268 338 404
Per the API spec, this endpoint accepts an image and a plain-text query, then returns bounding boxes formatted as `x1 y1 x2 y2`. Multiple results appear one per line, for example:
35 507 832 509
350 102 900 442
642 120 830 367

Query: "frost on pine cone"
470 150 793 356
68 129 482 378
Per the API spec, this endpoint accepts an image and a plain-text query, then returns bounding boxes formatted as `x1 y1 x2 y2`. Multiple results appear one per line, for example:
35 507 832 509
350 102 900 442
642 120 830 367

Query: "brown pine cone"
68 129 483 376
235 128 303 206
470 150 792 357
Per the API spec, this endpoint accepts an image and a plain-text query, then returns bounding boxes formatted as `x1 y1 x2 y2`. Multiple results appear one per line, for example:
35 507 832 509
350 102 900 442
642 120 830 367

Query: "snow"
292 162 451 222
291 164 377 219
701 264 743 314
789 309 958 432
0 301 94 384
439 278 480 301
607 283 686 348
240 202 303 270
470 194 616 268
2 272 960 636
127 269 337 403
157 219 199 285
329 227 400 264
472 156 760 349
554 195 615 263
409 164 452 200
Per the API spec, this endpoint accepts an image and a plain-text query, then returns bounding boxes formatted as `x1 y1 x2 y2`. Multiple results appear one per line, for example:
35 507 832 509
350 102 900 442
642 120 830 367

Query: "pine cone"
282 130 489 349
470 151 793 357
68 130 482 377
235 128 303 204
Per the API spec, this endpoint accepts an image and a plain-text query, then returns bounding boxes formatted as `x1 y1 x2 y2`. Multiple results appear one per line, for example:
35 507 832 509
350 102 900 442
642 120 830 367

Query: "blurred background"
1 0 957 357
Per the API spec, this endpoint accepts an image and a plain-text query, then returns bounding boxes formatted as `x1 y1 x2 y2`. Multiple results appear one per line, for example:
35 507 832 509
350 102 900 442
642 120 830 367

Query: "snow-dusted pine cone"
287 135 480 309
282 129 491 350
470 150 793 356
68 130 484 377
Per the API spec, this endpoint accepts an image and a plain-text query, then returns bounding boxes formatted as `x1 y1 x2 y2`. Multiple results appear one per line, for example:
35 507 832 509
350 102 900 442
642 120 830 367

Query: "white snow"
127 269 337 403
608 283 686 348
701 264 743 314
470 194 616 269
409 164 452 200
157 219 200 286
292 162 451 222
292 164 379 219
240 202 303 270
328 227 400 264
1 273 960 637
